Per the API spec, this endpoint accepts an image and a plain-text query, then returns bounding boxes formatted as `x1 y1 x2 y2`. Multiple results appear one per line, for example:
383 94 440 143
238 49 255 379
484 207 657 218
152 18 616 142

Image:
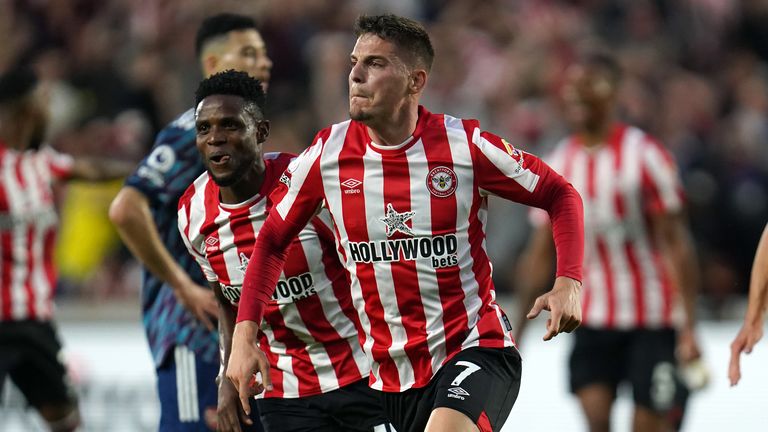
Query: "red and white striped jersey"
177 152 369 399
0 143 73 322
245 107 583 392
532 124 684 330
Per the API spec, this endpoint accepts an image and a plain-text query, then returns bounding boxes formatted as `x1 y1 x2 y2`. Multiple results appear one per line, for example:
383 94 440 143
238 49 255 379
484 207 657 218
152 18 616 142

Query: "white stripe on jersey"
361 146 415 389
3 153 28 320
472 128 540 193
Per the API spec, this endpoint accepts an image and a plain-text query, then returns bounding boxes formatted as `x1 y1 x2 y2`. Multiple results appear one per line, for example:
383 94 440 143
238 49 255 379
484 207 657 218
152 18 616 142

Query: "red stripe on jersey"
338 126 399 391
265 309 322 395
380 147 434 383
15 157 35 319
313 219 360 333
596 238 615 328
0 156 11 320
421 117 467 355
42 227 57 315
463 120 506 347
1 228 11 320
625 242 645 326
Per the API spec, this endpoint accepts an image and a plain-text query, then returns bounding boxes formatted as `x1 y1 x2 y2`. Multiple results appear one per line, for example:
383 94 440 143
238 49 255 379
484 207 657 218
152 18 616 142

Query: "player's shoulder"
264 151 296 169
178 171 213 210
167 108 196 132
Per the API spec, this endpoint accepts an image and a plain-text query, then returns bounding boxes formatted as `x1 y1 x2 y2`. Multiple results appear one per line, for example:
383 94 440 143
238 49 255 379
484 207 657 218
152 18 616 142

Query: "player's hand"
527 276 581 341
173 281 218 331
728 321 764 386
217 375 253 432
676 326 702 364
226 321 273 415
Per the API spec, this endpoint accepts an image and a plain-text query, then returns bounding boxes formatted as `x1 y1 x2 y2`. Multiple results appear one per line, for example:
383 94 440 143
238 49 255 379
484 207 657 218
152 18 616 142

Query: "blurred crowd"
2 0 767 319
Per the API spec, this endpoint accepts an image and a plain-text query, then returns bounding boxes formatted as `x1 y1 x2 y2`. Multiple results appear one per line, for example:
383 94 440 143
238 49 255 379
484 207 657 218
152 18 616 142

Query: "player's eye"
196 124 209 134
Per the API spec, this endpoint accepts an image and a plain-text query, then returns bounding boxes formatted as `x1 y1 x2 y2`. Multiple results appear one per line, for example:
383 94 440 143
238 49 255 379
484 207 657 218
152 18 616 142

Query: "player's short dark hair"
581 52 623 86
195 13 258 56
354 14 434 72
0 67 37 105
195 70 266 121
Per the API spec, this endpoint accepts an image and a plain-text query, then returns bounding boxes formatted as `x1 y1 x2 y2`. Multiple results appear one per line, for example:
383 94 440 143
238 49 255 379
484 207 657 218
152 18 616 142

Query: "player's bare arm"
109 186 218 329
729 222 768 386
514 225 556 343
652 212 702 362
212 282 252 432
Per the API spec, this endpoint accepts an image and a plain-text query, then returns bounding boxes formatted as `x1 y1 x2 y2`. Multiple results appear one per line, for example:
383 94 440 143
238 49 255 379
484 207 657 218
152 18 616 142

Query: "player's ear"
202 54 218 76
409 69 427 95
256 120 270 143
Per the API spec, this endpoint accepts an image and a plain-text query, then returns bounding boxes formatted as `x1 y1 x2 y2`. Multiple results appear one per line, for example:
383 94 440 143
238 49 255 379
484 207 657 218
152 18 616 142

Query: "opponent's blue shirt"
125 108 219 367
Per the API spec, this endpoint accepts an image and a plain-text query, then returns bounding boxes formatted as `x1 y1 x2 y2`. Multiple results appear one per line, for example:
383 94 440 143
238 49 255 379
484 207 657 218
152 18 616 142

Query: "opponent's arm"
109 186 217 329
729 223 768 385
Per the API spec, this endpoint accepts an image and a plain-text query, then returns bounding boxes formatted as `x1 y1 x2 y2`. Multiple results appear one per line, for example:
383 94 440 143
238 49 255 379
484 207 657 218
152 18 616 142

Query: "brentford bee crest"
426 166 458 197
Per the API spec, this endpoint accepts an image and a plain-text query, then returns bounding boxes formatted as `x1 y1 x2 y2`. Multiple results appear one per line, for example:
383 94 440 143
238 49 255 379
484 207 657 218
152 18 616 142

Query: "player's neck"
579 120 613 148
365 103 418 147
219 163 266 205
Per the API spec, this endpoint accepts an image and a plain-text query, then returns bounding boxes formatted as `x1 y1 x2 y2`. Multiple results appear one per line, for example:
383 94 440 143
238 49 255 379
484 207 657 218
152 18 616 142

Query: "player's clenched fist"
226 321 273 415
527 276 582 341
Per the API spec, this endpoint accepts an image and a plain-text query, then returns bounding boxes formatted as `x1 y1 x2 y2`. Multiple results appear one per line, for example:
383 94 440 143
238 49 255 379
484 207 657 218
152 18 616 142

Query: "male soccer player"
109 14 271 431
729 222 768 386
177 70 388 432
0 67 132 432
515 53 701 432
227 14 585 432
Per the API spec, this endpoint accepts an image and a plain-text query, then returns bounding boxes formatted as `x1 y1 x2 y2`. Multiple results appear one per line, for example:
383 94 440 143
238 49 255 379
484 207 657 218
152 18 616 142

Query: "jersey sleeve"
124 110 202 207
236 133 328 324
40 146 74 180
177 192 218 282
641 137 684 216
471 128 584 281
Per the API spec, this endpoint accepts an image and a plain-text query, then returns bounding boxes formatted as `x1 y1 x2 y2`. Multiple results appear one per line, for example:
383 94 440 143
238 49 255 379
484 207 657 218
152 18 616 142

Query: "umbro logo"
447 386 469 400
341 178 362 195
448 387 469 396
204 236 219 253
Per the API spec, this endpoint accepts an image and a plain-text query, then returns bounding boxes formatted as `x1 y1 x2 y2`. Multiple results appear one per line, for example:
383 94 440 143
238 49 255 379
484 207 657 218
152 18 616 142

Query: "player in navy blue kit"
109 14 272 431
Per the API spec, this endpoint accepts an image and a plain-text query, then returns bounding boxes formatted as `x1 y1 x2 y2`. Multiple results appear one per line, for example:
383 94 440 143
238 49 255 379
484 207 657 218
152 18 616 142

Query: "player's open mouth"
209 154 231 165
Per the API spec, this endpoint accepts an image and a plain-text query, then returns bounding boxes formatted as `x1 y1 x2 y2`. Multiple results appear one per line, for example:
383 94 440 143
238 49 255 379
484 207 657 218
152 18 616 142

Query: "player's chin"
349 107 372 122
208 169 238 187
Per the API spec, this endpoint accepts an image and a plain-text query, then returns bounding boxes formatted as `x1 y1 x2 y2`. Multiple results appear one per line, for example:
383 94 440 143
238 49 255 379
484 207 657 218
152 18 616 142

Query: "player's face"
194 95 268 187
561 64 615 131
349 34 411 123
217 30 273 91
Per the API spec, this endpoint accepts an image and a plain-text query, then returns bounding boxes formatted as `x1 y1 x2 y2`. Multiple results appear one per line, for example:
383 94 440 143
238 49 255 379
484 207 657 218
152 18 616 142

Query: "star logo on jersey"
237 253 249 274
380 203 415 237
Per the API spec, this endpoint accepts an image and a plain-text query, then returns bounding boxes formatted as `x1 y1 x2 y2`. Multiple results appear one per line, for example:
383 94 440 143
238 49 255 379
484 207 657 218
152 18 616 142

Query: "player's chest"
326 152 475 240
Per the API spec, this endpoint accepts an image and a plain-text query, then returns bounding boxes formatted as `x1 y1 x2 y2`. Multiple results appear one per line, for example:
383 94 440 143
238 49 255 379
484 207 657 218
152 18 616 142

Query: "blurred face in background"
205 30 273 90
348 34 412 123
561 63 617 133
195 94 268 187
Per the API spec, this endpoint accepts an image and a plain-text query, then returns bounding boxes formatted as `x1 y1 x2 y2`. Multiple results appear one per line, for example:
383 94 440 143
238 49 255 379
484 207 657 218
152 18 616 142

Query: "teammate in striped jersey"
178 70 388 431
0 68 133 432
516 53 702 432
227 15 585 432
729 222 768 386
109 14 271 431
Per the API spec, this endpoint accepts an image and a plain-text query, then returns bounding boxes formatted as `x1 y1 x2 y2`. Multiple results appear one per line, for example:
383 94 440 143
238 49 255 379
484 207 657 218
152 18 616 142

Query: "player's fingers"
238 403 253 426
259 360 274 392
527 296 546 319
543 306 562 341
728 353 742 386
238 378 252 416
